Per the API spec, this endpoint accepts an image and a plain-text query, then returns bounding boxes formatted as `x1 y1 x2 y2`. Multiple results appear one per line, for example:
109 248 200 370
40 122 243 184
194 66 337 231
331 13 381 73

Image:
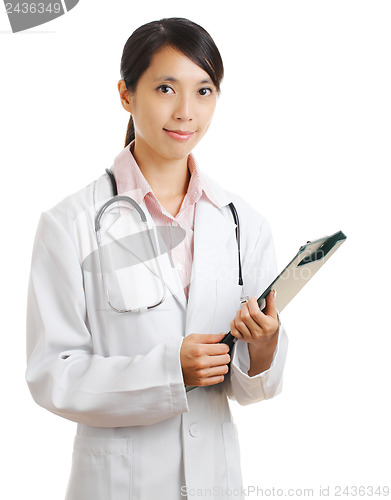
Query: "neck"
132 142 191 200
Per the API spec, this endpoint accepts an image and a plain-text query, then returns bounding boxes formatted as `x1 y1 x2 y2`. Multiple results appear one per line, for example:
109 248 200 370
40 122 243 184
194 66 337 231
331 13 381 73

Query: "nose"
173 94 193 121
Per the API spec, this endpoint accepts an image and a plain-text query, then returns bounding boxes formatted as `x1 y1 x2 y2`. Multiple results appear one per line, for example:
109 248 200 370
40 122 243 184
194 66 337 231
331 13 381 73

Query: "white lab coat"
26 166 288 500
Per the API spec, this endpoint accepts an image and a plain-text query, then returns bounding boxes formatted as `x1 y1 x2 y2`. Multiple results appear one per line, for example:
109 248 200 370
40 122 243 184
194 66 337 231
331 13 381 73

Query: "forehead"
142 45 213 84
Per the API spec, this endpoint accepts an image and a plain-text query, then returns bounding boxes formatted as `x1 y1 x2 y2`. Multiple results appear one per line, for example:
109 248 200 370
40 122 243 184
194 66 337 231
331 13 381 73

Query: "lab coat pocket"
65 436 132 500
221 422 243 494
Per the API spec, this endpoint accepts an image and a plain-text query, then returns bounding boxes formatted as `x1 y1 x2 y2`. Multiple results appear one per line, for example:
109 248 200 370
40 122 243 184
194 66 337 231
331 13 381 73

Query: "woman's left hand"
230 291 279 345
230 291 279 375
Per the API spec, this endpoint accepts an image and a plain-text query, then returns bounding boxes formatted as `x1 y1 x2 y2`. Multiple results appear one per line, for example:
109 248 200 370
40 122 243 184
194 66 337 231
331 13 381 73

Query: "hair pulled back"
120 17 224 147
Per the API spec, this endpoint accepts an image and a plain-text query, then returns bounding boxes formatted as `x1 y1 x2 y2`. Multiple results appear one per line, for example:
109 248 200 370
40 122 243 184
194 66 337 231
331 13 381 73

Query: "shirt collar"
111 141 228 209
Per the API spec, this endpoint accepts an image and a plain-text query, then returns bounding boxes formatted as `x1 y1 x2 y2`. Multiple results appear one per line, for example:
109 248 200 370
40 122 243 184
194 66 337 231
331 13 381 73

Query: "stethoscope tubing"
94 189 167 313
98 169 246 313
105 168 244 287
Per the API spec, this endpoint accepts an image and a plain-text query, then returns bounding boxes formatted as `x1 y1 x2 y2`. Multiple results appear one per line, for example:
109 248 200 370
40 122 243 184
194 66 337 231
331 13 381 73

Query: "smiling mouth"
163 129 195 141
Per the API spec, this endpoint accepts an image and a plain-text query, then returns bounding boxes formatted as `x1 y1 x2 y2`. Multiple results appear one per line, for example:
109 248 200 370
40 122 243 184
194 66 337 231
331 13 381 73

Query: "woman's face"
119 45 218 164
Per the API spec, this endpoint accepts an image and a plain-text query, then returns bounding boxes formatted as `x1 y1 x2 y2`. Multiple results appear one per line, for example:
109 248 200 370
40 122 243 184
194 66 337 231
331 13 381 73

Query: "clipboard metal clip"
297 231 347 266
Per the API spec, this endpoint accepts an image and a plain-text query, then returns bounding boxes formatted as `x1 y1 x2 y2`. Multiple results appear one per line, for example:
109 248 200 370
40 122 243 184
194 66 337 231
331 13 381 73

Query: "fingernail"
272 289 276 300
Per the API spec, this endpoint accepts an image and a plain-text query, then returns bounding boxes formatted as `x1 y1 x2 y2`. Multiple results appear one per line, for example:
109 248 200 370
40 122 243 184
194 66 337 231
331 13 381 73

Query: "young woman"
26 17 288 500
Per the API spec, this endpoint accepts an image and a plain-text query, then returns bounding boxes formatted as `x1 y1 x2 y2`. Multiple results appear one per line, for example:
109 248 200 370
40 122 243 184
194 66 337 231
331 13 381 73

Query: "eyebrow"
154 76 214 85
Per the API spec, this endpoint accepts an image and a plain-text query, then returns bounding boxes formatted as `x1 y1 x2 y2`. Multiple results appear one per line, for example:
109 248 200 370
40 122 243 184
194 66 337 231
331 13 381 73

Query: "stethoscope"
94 169 248 313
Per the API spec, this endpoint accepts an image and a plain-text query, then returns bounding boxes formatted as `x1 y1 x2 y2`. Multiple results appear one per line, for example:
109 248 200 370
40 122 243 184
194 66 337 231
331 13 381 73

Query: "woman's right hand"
180 333 230 387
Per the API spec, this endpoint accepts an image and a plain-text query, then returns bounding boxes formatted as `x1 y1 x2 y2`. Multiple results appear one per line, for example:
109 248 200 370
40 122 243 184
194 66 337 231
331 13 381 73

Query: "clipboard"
220 230 347 351
185 230 347 392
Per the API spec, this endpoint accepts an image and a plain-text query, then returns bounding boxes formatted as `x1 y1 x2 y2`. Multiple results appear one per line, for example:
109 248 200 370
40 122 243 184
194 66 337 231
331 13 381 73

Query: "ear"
118 79 133 114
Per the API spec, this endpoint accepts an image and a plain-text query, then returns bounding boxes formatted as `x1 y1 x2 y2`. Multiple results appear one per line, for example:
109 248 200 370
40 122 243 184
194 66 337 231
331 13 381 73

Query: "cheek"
196 113 214 140
134 105 164 137
200 102 216 129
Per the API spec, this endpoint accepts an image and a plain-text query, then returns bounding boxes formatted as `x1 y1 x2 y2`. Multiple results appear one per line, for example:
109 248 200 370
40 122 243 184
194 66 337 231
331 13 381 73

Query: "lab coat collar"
196 169 233 209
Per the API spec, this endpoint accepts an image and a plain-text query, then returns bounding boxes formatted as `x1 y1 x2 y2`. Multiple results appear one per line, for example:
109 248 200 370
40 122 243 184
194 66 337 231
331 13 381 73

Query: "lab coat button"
189 424 200 437
172 220 179 227
175 263 182 271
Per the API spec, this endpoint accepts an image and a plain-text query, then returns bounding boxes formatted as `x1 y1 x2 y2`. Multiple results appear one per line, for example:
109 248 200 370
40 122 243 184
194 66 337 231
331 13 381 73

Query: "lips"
163 129 195 141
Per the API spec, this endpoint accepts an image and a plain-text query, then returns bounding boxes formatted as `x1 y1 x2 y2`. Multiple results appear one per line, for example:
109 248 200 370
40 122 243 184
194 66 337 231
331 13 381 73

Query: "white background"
1 0 390 498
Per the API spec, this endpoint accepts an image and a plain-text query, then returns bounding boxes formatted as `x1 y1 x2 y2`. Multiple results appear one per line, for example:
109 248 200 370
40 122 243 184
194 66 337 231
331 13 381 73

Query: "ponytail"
125 115 135 148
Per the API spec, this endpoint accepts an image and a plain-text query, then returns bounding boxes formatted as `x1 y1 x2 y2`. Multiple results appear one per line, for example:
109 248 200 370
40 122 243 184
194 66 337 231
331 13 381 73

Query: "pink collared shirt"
112 142 218 301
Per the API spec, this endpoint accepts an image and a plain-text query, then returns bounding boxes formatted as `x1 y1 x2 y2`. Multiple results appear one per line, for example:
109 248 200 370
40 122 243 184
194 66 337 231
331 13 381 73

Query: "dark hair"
120 17 224 147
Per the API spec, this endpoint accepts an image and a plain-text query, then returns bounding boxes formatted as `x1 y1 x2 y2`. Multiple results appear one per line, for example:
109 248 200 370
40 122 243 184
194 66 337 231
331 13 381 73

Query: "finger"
204 343 231 356
184 336 230 356
205 353 230 367
247 295 279 337
247 296 267 325
199 362 229 378
232 309 253 341
239 299 262 332
198 374 226 387
264 290 278 319
188 333 229 344
230 319 242 340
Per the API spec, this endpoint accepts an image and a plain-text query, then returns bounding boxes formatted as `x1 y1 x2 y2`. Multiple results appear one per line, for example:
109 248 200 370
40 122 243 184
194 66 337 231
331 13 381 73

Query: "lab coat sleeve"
226 324 289 405
225 216 289 405
26 212 189 428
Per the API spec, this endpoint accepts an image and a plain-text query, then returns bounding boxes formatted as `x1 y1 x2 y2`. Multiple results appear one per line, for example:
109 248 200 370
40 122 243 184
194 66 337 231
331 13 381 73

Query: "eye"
198 87 213 96
157 85 174 95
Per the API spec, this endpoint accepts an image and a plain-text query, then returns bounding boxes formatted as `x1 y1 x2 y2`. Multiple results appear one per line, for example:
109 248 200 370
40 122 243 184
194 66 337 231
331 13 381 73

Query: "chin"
164 144 194 160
